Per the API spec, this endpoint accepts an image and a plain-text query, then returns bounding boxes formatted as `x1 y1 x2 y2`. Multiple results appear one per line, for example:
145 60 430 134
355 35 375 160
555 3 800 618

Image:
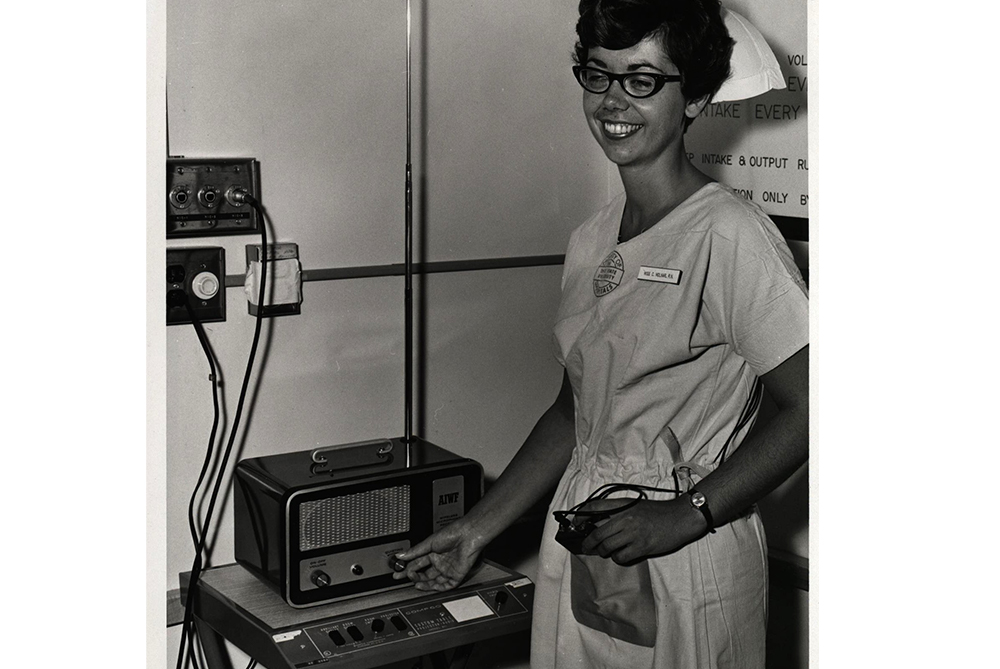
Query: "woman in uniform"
394 1 808 666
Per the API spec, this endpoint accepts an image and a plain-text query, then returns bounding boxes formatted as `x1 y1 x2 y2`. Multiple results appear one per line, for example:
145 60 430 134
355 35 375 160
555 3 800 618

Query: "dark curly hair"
574 0 734 113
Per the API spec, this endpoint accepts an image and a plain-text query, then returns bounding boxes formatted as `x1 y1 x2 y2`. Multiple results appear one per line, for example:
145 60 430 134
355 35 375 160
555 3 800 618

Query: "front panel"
286 461 481 607
193 561 534 669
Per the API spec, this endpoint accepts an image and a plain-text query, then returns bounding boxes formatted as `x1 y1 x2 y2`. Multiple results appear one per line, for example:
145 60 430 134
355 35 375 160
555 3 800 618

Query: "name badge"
638 266 682 284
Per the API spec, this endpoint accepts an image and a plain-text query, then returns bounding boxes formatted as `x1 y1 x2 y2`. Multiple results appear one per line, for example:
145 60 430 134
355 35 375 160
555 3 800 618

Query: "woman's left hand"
577 498 708 565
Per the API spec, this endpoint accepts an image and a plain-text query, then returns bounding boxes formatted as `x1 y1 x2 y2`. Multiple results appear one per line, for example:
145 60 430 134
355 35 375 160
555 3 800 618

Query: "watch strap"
689 489 716 534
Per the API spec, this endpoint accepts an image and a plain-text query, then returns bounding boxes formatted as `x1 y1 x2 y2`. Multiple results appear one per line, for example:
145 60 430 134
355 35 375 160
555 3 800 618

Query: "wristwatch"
688 489 716 534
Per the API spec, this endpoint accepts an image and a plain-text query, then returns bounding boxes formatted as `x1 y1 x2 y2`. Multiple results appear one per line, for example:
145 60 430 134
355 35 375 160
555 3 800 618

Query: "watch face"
691 491 706 508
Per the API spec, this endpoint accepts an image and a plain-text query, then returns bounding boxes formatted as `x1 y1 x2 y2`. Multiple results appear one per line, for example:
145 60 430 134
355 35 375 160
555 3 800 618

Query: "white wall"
164 2 607 664
164 0 606 590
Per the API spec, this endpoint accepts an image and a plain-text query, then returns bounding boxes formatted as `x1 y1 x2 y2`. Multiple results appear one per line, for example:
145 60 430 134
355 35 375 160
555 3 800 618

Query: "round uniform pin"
593 251 624 296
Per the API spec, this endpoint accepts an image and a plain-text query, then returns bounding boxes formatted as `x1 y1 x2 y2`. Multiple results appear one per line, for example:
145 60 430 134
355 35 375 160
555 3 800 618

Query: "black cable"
179 194 268 669
176 193 269 669
185 298 222 554
172 297 222 669
714 376 763 465
554 482 684 523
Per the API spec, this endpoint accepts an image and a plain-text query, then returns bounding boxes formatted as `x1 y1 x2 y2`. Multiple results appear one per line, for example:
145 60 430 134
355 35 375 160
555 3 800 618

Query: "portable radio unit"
233 437 483 608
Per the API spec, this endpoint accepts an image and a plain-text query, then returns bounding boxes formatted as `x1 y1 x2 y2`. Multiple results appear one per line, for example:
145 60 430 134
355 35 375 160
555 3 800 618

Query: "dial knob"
494 590 509 610
310 570 331 588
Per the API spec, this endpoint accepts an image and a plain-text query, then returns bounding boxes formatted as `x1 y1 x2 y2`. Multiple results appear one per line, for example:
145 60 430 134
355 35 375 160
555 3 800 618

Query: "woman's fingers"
393 554 432 581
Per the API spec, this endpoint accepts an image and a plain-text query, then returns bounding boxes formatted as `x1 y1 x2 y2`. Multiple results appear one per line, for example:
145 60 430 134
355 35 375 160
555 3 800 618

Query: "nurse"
395 1 808 667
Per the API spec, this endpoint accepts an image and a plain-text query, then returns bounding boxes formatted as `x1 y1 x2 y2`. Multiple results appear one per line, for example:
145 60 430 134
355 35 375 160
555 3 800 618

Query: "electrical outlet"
167 158 260 238
167 247 226 326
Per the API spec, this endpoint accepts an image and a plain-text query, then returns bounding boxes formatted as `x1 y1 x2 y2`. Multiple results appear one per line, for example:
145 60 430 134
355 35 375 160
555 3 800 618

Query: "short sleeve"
552 330 567 367
703 212 809 376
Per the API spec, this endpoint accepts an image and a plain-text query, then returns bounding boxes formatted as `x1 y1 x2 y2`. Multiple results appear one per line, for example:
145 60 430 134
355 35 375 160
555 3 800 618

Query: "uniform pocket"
570 553 657 647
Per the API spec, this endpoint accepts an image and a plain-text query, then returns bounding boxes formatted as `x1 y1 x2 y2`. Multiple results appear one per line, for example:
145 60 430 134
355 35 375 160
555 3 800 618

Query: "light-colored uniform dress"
530 183 808 669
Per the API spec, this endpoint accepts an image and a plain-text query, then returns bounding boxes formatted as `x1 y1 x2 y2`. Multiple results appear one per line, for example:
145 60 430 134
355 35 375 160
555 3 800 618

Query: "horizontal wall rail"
225 254 567 288
221 212 808 288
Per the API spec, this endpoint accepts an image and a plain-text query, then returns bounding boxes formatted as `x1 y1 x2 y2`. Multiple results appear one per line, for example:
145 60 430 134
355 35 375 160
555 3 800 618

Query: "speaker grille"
299 486 410 551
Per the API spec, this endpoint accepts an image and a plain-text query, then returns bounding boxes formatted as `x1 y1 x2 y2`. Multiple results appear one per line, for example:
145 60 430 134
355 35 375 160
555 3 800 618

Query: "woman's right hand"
390 372 576 591
391 519 483 591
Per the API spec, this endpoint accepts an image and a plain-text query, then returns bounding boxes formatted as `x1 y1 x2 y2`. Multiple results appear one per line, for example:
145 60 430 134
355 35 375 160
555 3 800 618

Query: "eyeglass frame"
572 65 682 99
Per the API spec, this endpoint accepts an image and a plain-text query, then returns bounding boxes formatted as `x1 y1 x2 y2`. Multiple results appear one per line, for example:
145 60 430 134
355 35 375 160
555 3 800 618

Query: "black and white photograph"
159 2 808 667
7 1 999 668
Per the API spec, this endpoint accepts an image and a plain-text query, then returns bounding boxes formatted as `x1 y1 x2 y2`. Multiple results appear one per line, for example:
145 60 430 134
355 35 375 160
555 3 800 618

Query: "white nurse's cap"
713 8 786 102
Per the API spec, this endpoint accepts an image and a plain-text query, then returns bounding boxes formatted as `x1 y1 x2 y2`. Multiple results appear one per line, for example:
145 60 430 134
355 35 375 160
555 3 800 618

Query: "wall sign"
686 0 808 218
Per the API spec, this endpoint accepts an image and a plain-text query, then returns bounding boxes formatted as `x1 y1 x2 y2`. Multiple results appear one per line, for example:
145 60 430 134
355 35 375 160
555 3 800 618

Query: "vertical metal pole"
404 0 414 458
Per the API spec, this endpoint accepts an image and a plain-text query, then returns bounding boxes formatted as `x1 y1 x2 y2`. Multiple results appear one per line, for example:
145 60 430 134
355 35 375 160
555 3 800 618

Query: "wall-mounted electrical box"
167 158 260 238
245 242 302 318
167 247 226 326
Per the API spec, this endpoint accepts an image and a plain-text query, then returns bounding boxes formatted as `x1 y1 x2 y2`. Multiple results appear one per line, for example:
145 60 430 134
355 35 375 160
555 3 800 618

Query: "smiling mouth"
602 121 642 139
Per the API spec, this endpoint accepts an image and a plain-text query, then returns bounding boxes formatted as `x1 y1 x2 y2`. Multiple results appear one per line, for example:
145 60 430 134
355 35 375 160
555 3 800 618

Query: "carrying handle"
310 439 395 474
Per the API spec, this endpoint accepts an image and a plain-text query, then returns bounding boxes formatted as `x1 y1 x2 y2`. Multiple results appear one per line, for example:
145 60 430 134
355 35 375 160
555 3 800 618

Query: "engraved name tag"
637 266 681 284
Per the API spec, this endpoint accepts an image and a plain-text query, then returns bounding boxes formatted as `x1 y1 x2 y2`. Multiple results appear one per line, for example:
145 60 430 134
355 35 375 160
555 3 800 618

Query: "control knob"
310 570 332 588
494 590 509 611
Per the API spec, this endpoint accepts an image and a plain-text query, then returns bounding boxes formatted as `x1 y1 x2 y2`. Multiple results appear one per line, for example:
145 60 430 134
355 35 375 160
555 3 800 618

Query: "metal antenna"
404 0 415 457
